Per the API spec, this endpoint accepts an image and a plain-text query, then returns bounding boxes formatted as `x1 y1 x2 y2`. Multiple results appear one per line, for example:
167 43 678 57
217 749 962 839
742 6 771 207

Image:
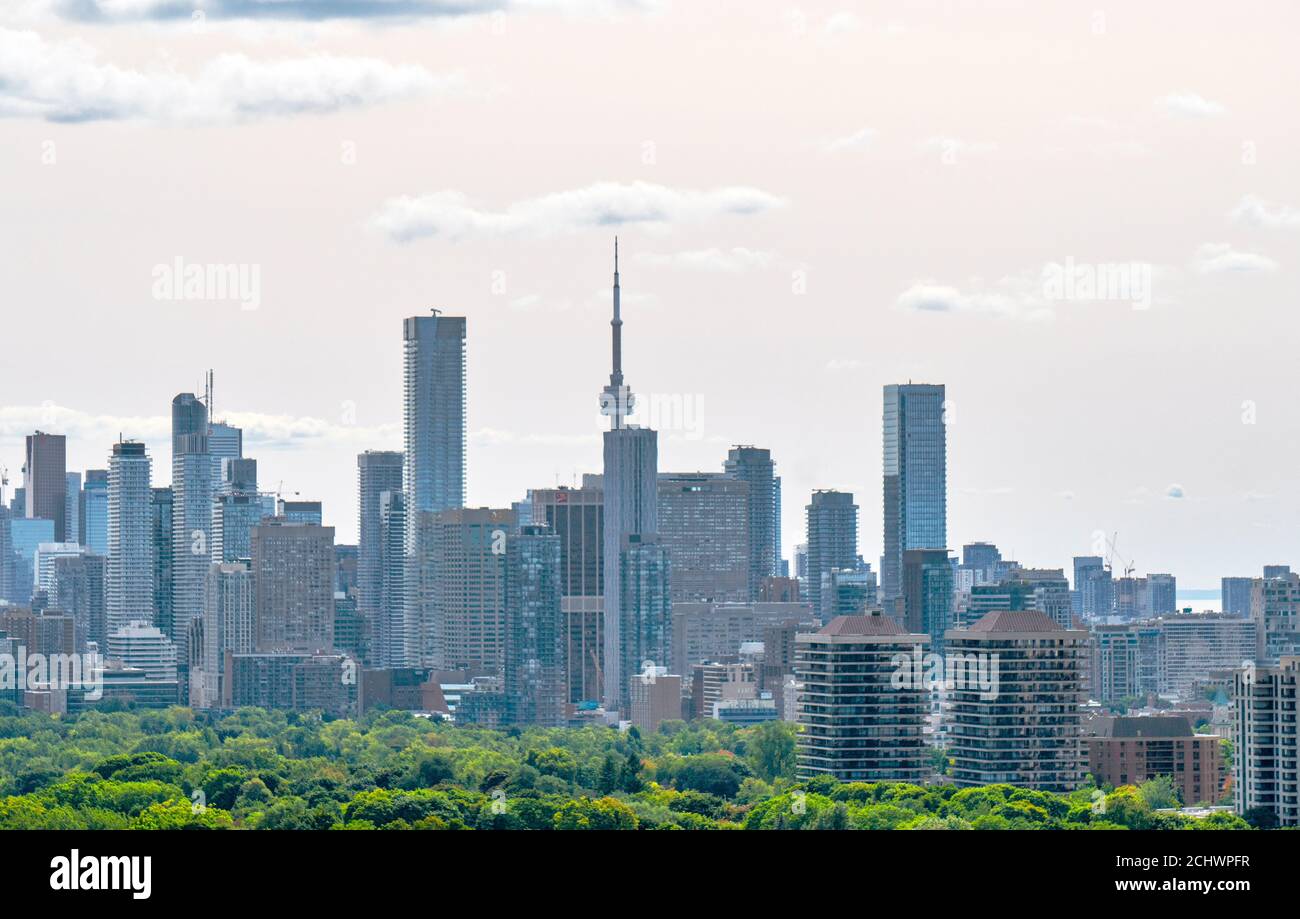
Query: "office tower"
34 542 86 596
1087 717 1224 807
962 542 1001 581
207 420 243 488
881 383 947 603
50 553 106 651
149 487 173 635
616 535 672 715
251 518 336 652
107 621 178 682
335 544 357 597
1234 657 1299 827
0 608 76 657
671 600 815 675
819 567 877 621
1222 576 1253 617
793 543 808 584
628 669 683 733
106 442 153 638
357 450 403 665
1158 615 1257 697
531 484 604 703
724 446 780 598
657 472 749 604
212 492 276 563
279 500 322 525
946 611 1088 791
1264 565 1291 580
8 518 53 604
1072 555 1105 615
795 612 930 782
333 591 364 660
600 240 660 711
25 432 68 541
423 507 514 672
192 561 256 709
81 469 108 555
171 392 207 456
902 548 953 651
64 472 81 545
503 525 565 726
1148 573 1177 614
1251 573 1300 664
805 490 858 620
759 576 800 603
171 430 212 670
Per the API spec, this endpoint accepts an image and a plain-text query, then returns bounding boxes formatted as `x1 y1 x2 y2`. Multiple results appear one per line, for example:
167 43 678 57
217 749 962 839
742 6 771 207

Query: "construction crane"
1105 531 1135 579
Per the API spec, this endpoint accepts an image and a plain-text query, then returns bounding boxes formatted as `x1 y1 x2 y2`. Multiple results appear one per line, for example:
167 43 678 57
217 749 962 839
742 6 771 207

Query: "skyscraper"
531 484 604 703
171 429 212 671
192 561 256 710
805 490 858 621
64 472 81 545
724 446 781 598
657 472 749 603
150 487 173 635
106 441 153 638
24 432 67 541
617 534 672 715
403 314 466 519
503 525 566 726
251 518 336 652
881 383 947 604
358 450 404 666
80 469 109 556
426 507 514 673
171 392 206 456
600 239 660 712
902 547 954 651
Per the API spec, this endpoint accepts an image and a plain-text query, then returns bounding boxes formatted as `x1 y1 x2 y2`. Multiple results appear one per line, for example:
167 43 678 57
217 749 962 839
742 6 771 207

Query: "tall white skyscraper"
171 428 212 671
600 239 660 712
106 441 153 637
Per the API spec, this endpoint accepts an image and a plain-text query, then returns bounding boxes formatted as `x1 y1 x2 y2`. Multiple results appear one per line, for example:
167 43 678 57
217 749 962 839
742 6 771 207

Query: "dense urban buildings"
804 489 858 621
656 472 749 603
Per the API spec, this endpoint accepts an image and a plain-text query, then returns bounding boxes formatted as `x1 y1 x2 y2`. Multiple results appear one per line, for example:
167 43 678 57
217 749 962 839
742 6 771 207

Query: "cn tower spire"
601 236 634 430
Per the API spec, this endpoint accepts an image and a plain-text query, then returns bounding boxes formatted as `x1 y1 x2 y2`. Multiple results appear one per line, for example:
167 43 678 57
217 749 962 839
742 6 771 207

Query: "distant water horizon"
1176 589 1221 612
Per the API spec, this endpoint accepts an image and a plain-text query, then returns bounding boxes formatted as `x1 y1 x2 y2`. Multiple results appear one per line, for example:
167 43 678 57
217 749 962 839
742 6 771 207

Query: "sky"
1 0 1298 590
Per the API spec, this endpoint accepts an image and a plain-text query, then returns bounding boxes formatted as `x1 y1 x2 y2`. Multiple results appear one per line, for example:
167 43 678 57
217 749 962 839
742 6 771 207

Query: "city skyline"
4 2 1300 590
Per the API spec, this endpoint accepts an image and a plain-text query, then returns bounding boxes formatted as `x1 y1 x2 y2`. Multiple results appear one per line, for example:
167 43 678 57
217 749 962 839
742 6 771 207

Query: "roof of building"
818 614 907 637
966 609 1063 633
1109 716 1195 739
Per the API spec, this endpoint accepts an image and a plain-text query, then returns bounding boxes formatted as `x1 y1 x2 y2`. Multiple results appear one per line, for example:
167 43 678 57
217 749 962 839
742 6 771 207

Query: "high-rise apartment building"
1222 576 1253 617
357 450 403 666
106 442 153 638
426 507 514 673
805 490 858 621
796 612 930 782
614 534 671 714
503 525 566 726
902 548 953 651
723 446 781 598
946 610 1088 792
1234 657 1299 827
171 428 212 673
192 561 256 710
1251 573 1300 664
881 383 947 604
50 553 106 651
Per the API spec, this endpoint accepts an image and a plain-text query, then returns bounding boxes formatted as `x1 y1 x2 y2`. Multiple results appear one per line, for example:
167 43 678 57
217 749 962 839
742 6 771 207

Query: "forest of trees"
0 703 1256 830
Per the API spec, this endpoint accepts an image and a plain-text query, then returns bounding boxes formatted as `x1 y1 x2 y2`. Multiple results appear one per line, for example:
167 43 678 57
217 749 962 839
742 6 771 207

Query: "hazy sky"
1 1 1298 589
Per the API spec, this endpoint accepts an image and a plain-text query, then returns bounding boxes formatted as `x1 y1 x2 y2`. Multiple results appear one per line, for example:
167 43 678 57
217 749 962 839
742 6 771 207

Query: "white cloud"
1193 243 1277 275
45 0 646 22
895 277 1051 321
0 27 453 123
369 181 785 242
1165 483 1185 499
1231 195 1300 230
921 136 997 160
1156 91 1225 118
822 126 876 154
824 358 863 372
636 247 775 272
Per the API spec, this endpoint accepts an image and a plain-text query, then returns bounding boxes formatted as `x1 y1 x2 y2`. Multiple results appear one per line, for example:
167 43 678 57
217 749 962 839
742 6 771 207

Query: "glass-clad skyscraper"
882 383 947 603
